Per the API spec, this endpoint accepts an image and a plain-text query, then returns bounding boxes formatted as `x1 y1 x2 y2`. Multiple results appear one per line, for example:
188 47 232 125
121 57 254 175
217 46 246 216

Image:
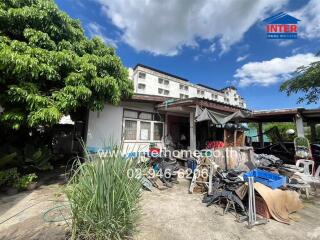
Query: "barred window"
124 120 137 140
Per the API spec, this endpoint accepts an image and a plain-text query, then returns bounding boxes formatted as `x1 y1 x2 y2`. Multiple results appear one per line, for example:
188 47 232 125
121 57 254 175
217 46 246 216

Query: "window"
234 98 238 101
197 89 204 95
180 94 188 99
140 121 151 140
212 94 218 99
158 78 164 84
154 114 165 122
124 120 137 140
138 83 145 90
180 94 184 99
123 110 164 142
158 88 163 94
164 80 169 85
164 90 169 95
139 112 152 120
138 72 146 79
224 98 230 102
154 123 164 141
124 110 138 119
180 84 189 91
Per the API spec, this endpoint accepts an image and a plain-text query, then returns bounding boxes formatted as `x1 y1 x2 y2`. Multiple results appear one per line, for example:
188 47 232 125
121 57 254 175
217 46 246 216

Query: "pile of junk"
187 143 320 228
139 147 180 191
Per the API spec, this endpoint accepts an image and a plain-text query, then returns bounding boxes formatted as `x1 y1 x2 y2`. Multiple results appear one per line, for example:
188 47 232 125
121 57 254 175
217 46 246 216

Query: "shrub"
14 173 37 190
0 168 19 187
65 151 142 240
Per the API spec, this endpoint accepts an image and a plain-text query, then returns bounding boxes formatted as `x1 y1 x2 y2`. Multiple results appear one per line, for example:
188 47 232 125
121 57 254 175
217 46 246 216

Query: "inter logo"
263 12 300 39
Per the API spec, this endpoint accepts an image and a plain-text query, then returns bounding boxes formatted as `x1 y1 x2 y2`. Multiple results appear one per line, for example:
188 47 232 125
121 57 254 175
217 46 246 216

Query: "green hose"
42 203 71 223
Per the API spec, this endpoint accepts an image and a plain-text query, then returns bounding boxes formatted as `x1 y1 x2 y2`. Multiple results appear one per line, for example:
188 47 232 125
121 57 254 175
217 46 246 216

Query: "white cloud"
87 22 117 48
234 53 320 87
292 0 320 39
277 40 294 47
236 54 249 62
208 43 216 53
94 0 287 56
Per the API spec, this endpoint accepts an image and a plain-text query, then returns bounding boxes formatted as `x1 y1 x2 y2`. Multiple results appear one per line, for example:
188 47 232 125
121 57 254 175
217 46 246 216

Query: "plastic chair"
294 137 312 159
295 159 314 176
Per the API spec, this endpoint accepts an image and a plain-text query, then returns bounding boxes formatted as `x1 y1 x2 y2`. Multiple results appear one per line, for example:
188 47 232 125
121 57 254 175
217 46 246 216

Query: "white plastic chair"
296 165 320 195
296 159 314 176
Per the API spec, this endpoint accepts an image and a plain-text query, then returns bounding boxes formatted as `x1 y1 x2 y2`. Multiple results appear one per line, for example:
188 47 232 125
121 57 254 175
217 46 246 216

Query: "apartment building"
129 64 246 108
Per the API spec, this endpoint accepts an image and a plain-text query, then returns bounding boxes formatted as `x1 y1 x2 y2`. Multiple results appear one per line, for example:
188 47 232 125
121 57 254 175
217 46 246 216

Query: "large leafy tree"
0 0 133 130
280 59 320 104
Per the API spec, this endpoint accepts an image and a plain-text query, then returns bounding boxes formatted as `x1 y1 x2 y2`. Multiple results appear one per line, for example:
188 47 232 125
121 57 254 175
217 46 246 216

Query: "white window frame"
122 110 164 143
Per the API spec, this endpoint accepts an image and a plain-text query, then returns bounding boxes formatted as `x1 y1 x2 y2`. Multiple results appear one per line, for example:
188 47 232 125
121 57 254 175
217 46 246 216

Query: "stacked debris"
146 156 180 190
190 149 309 227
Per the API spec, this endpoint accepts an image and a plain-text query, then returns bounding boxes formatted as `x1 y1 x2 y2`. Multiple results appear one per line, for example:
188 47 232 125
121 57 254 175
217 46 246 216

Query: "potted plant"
14 173 38 191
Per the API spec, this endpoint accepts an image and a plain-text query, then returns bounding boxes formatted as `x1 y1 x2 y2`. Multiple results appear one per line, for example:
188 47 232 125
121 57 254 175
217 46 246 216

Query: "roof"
196 84 221 93
220 86 237 91
263 12 301 24
156 97 249 114
247 108 320 122
129 94 170 103
133 64 189 82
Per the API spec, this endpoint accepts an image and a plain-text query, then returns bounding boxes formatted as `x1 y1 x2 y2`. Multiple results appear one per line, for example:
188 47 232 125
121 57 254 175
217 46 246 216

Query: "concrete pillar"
310 122 316 143
258 122 264 148
190 111 196 150
295 114 305 137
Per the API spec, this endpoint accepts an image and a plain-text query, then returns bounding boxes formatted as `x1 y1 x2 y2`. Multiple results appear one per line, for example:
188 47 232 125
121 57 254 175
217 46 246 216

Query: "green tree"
280 59 320 104
0 0 133 130
263 122 296 143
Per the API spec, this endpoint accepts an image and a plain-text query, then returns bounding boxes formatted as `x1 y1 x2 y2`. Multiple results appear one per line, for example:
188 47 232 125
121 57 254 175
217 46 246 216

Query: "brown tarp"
254 182 304 224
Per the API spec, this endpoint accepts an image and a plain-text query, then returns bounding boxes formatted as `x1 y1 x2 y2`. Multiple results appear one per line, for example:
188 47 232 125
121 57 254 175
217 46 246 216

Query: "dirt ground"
0 175 320 240
135 178 320 240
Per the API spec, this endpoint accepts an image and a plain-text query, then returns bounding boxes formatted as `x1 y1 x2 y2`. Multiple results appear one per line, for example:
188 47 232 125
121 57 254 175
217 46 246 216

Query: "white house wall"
86 101 165 154
86 103 123 149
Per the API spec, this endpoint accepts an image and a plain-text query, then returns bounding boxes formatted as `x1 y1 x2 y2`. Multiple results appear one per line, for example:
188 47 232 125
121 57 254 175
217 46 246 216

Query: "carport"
245 108 320 147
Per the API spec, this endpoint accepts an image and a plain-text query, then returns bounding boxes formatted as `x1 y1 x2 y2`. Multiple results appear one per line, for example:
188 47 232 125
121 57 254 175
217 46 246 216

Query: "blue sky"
55 0 320 110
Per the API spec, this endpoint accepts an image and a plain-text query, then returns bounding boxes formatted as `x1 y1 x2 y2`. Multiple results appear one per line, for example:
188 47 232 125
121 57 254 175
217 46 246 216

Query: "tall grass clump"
65 149 142 240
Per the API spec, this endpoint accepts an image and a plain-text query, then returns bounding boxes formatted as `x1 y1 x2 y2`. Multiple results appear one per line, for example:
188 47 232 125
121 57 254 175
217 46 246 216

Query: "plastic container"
187 159 197 172
243 169 286 189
